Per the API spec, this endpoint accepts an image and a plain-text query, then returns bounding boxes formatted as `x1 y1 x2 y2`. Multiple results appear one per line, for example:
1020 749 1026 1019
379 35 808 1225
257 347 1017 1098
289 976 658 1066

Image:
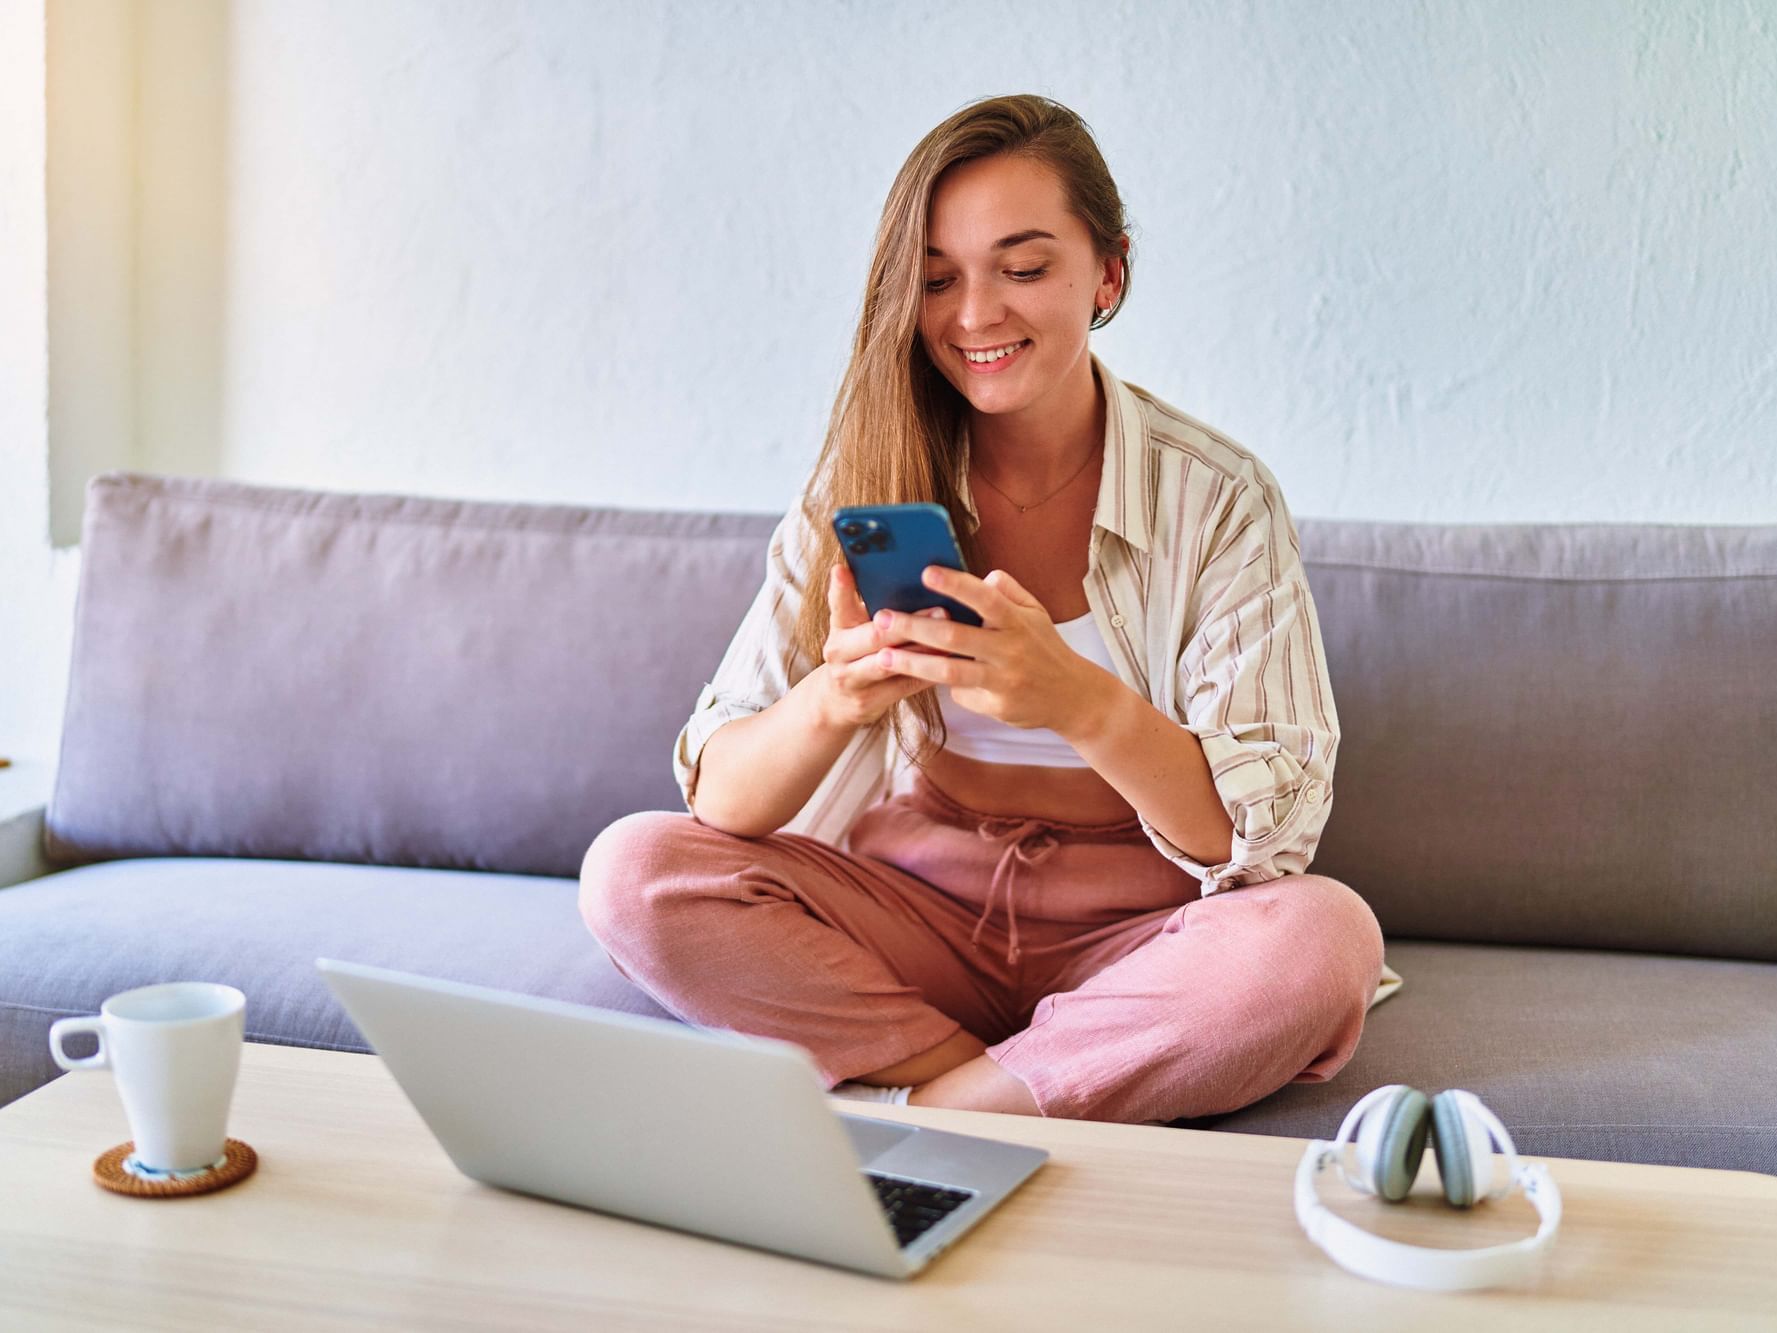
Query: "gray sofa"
3 473 1773 1175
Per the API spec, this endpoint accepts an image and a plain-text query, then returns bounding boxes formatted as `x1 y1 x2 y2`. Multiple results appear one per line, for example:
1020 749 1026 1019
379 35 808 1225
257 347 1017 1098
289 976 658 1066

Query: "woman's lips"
958 339 1031 375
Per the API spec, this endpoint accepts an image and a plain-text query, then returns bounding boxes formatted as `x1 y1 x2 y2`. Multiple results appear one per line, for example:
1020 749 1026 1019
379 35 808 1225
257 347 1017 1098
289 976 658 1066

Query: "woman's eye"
931 268 1037 295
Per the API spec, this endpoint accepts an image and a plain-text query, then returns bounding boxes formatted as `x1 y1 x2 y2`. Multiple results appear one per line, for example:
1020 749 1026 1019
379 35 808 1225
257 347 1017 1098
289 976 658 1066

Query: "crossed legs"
580 811 1382 1124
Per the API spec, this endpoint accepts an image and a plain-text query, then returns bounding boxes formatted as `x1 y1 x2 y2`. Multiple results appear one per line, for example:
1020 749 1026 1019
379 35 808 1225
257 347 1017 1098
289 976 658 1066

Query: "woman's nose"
955 279 1005 333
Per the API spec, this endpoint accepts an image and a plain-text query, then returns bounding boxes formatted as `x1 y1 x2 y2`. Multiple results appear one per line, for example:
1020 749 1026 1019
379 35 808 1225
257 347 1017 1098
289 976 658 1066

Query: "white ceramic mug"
48 982 246 1173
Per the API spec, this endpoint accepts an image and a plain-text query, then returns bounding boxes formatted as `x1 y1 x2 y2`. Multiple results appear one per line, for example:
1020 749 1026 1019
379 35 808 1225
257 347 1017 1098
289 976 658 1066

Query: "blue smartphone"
832 503 983 627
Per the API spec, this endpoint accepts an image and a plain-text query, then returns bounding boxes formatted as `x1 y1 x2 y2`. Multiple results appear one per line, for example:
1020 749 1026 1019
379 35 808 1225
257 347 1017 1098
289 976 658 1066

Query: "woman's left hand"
870 566 1106 736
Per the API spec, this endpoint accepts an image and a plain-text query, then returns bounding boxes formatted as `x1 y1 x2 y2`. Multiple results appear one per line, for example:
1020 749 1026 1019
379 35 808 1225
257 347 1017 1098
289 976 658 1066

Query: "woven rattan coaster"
92 1138 258 1198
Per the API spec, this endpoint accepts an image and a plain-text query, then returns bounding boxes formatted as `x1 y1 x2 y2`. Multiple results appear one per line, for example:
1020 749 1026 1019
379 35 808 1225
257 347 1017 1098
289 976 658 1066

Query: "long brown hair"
795 93 1134 763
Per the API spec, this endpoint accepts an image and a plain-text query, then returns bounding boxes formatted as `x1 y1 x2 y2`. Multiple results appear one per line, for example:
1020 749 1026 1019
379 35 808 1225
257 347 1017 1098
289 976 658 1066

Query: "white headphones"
1294 1085 1563 1291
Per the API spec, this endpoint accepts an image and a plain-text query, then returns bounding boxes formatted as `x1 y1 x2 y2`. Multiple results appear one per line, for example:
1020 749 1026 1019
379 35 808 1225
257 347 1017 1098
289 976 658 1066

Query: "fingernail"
874 610 892 628
930 608 948 619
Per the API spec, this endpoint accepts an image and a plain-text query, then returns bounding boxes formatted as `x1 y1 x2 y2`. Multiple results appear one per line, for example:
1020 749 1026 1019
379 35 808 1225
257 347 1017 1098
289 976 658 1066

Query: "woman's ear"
1099 240 1128 309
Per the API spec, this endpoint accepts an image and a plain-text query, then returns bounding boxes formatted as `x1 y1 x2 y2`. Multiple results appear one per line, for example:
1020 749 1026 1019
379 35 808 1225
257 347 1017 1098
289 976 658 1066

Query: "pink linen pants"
579 774 1384 1125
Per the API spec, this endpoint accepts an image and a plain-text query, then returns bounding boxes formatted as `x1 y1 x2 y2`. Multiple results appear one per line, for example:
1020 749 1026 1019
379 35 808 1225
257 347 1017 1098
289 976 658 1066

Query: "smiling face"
918 153 1121 422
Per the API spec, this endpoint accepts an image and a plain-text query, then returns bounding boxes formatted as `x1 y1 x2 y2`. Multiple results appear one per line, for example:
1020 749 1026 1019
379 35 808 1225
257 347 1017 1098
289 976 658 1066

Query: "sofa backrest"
48 474 1777 961
48 474 776 879
1300 518 1777 962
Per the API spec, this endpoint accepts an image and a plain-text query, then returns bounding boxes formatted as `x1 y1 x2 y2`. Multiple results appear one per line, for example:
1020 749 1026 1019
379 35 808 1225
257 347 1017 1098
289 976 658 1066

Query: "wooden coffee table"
1 1041 1772 1329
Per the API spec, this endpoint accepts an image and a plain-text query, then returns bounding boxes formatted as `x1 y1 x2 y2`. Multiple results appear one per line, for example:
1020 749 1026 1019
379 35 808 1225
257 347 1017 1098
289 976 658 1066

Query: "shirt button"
1109 614 1126 628
1304 784 1324 805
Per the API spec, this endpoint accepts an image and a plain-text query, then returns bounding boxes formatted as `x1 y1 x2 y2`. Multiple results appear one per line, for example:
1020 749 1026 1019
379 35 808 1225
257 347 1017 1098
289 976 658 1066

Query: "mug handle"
48 1016 109 1072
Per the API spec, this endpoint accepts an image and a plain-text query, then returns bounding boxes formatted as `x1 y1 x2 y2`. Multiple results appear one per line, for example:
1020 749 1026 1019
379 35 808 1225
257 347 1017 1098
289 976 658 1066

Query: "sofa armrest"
0 761 57 888
0 805 52 888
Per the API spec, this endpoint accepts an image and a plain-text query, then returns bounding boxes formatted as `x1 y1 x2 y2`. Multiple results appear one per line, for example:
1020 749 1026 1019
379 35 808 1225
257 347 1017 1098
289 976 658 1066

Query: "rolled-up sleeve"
1160 478 1340 895
672 508 817 811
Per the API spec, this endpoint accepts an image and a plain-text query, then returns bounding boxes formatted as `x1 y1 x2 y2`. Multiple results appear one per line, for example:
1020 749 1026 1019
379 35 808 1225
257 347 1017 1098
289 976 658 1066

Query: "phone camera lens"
839 521 863 538
869 531 891 550
847 540 869 555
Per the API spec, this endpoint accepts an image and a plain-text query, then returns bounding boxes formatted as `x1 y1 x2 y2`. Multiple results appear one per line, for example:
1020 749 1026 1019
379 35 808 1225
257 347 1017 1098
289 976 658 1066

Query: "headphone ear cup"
1430 1090 1492 1208
1361 1086 1430 1202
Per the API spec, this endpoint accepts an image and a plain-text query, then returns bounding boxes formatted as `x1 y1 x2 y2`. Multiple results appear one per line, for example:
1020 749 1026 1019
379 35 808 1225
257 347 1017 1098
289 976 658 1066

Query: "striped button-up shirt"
677 355 1403 1006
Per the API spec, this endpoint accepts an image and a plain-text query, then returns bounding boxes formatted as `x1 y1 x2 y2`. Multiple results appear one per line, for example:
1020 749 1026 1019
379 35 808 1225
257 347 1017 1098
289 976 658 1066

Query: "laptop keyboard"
865 1172 976 1248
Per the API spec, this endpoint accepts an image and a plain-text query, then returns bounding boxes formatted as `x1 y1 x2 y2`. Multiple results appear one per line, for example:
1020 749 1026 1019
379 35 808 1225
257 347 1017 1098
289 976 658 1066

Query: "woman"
581 94 1391 1125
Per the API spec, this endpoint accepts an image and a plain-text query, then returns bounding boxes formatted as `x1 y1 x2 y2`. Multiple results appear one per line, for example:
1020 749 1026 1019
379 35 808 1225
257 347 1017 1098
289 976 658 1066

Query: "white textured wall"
198 0 1777 520
3 0 1775 763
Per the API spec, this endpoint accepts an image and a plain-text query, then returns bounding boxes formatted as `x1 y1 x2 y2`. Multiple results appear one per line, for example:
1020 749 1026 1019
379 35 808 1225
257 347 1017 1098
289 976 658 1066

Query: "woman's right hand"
817 563 942 730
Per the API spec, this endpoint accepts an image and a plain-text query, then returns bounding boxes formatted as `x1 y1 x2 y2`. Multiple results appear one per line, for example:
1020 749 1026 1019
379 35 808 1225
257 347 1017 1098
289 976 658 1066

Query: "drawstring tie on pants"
970 817 1062 966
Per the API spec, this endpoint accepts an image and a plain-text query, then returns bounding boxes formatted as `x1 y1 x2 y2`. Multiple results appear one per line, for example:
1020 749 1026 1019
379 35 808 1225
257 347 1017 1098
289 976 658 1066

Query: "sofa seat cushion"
0 858 671 1108
10 867 1772 1176
1193 940 1777 1174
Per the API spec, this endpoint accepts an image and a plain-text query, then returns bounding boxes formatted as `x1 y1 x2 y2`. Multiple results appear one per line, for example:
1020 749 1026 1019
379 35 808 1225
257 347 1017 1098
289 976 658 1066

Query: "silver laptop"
316 959 1047 1279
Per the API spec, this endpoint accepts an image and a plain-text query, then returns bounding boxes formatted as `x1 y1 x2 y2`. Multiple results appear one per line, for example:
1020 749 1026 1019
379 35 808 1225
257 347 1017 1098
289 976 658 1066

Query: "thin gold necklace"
972 445 1099 514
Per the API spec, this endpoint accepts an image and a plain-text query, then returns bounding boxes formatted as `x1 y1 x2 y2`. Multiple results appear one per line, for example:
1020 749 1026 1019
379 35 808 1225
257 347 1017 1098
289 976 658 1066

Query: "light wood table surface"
1 1041 1773 1330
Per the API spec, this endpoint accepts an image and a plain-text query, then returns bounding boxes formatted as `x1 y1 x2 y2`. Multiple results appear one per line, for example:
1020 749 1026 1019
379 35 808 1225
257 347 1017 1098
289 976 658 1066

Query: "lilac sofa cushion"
0 857 670 1109
47 474 776 878
1198 939 1777 1174
1299 521 1777 961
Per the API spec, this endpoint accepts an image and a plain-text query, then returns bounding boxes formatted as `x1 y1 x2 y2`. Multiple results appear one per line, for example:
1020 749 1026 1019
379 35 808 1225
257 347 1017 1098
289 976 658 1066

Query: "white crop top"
936 612 1117 767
